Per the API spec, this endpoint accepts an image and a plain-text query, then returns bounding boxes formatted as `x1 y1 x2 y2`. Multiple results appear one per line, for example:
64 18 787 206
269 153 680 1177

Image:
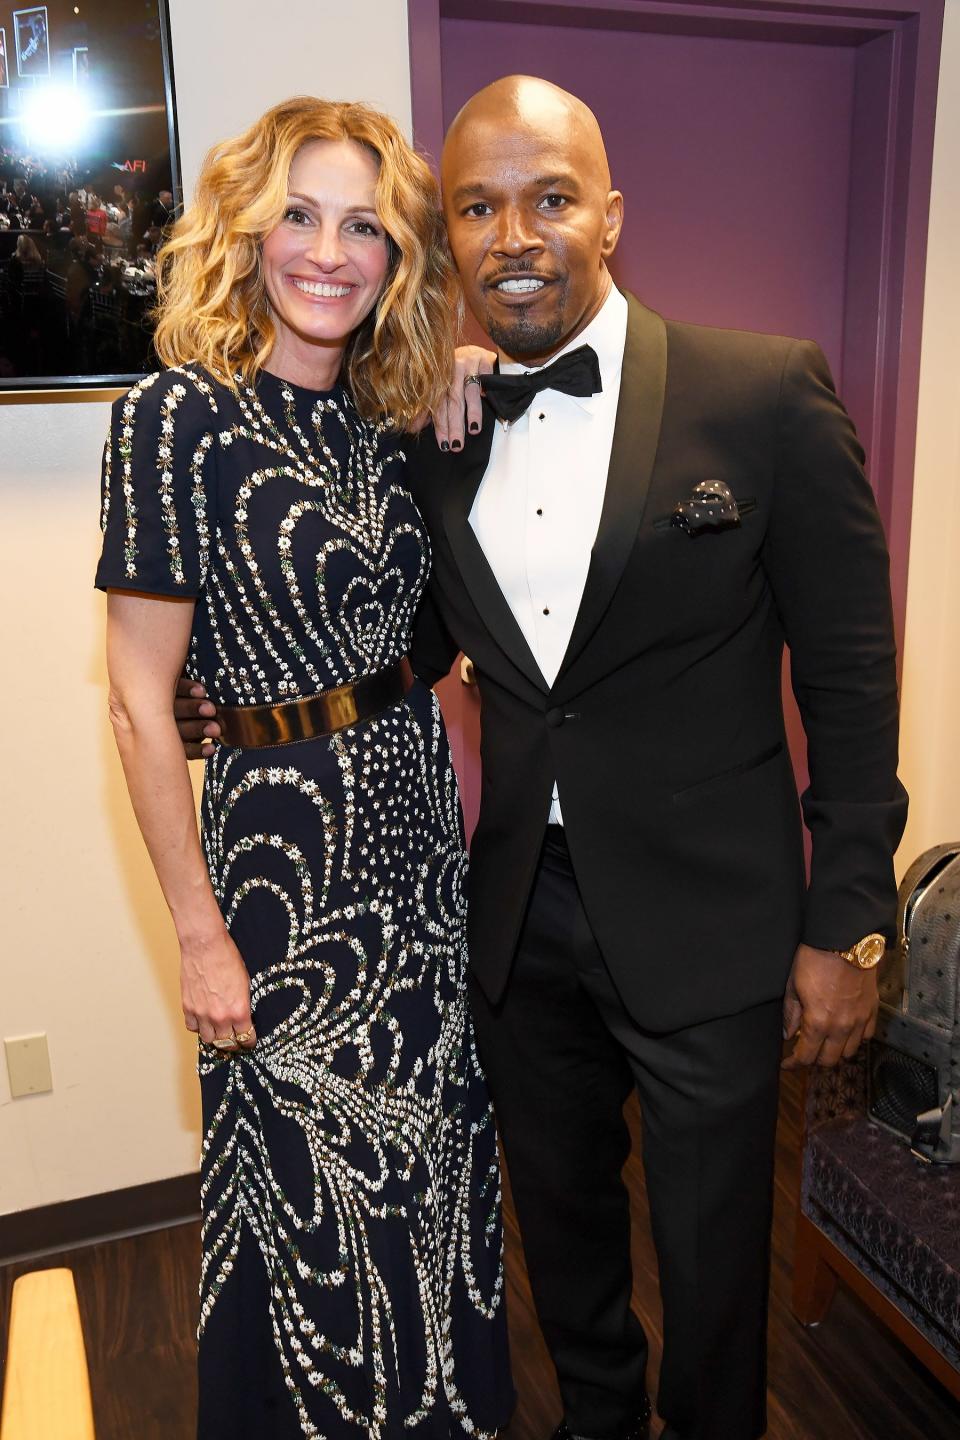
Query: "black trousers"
470 828 783 1440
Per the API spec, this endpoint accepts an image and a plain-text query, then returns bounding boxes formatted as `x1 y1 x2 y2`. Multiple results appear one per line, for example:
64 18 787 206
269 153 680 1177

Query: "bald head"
440 75 623 362
443 76 611 194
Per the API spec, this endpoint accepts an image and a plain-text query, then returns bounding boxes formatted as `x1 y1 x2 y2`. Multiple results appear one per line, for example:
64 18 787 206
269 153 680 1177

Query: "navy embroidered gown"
95 367 511 1439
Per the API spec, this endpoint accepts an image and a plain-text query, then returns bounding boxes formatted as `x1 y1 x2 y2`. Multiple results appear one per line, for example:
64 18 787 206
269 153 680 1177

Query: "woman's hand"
181 925 257 1051
432 344 497 451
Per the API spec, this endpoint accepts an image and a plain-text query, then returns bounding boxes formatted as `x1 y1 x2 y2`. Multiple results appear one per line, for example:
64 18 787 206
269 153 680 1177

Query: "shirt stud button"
543 607 550 615
536 508 543 516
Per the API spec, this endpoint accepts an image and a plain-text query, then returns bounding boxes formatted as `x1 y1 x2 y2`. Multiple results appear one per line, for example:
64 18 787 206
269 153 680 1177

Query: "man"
151 187 175 231
178 78 906 1440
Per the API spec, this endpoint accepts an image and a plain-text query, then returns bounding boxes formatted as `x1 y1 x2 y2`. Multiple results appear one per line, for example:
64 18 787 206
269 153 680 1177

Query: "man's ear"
602 190 624 261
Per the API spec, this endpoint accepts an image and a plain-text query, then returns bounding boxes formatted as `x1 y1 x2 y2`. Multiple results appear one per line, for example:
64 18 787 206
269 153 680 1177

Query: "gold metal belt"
216 657 415 749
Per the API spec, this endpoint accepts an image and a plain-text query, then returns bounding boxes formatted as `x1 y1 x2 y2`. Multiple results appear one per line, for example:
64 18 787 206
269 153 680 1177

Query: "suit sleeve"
404 435 460 687
765 339 908 947
411 580 459 687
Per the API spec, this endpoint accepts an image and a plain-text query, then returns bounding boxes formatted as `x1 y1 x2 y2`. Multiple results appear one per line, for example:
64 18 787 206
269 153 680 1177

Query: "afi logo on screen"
119 159 148 172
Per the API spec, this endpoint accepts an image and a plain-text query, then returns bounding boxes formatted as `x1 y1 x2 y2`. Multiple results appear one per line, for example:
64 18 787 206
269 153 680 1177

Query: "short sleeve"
95 368 219 597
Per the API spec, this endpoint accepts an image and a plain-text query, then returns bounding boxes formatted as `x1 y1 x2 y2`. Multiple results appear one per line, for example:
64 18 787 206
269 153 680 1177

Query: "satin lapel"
441 402 548 693
555 294 667 688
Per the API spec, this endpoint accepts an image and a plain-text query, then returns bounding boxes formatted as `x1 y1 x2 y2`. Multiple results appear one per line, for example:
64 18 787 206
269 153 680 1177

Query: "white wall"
167 0 413 201
1 398 199 1213
896 0 960 869
1 0 958 1222
0 0 412 1219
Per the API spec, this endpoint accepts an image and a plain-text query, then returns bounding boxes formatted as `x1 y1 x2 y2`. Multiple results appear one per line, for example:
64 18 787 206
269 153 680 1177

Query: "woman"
13 231 43 264
9 231 43 285
96 97 510 1439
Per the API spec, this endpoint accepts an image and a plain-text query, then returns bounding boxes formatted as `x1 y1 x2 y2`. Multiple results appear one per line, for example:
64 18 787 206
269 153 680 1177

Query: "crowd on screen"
0 147 176 379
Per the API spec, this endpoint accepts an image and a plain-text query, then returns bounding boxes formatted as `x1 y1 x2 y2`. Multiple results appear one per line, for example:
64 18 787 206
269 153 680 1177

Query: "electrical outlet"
4 1034 53 1098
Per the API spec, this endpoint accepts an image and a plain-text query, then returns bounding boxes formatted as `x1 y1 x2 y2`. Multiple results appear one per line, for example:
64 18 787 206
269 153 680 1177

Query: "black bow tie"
481 344 602 424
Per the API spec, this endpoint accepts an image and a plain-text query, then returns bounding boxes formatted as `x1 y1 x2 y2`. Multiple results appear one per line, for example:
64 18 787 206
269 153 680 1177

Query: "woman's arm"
106 590 255 1049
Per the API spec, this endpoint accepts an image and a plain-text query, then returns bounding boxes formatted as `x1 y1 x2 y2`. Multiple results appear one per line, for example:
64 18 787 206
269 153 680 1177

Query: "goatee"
484 308 566 360
481 276 569 361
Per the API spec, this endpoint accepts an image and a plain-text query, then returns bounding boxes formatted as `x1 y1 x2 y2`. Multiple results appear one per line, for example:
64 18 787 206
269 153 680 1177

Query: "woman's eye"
349 220 382 238
283 207 310 225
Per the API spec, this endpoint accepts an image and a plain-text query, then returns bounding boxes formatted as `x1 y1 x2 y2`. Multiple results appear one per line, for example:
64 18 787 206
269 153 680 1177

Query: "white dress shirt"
469 285 628 823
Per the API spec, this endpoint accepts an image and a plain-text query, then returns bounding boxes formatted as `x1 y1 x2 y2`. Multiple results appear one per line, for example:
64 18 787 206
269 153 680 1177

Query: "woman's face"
261 139 391 380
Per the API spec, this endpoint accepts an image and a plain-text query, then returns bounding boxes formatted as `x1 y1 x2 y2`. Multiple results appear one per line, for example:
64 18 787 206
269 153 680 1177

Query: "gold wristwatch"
834 933 886 969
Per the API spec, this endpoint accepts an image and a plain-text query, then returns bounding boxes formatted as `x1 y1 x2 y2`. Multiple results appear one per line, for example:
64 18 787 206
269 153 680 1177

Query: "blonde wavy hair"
153 97 460 427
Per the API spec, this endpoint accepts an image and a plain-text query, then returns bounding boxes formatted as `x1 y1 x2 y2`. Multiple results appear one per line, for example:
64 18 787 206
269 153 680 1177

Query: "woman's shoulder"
397 427 446 504
339 398 408 466
111 365 233 430
372 420 421 491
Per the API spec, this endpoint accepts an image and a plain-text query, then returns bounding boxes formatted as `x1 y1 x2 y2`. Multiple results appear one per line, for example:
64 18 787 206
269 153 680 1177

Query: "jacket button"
545 708 564 729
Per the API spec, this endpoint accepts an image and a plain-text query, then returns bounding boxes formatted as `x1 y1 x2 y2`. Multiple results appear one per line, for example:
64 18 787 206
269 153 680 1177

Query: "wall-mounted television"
0 0 179 393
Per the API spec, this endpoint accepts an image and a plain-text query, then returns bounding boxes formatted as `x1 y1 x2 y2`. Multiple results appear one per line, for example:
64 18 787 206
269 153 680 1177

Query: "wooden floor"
3 1073 959 1439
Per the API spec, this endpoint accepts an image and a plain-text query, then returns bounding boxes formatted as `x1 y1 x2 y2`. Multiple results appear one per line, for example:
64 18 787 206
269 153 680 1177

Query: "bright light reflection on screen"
19 81 94 154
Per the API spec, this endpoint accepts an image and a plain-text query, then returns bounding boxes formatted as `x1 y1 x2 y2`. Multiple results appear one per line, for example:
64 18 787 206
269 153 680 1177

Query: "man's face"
442 108 622 362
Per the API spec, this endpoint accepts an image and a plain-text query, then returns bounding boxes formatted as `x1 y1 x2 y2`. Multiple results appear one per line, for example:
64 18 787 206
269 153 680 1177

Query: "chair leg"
792 1212 838 1327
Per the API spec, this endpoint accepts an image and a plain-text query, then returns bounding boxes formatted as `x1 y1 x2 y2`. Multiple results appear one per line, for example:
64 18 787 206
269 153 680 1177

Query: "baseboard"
0 1172 200 1266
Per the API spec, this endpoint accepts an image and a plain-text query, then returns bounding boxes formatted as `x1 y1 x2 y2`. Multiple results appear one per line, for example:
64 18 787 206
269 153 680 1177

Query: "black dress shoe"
550 1397 652 1440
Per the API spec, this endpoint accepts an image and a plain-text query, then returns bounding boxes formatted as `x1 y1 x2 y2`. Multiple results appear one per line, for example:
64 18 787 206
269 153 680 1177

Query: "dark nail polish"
469 422 479 433
440 441 449 452
452 440 462 451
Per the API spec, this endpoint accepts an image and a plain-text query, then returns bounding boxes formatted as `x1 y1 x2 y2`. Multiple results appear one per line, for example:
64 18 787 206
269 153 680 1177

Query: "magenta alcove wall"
441 24 855 371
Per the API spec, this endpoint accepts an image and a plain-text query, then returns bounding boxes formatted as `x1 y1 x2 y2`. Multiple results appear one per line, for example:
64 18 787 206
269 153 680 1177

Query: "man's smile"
486 272 557 304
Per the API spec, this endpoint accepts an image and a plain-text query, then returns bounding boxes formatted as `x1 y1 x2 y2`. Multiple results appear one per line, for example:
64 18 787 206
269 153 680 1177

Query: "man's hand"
175 676 220 759
781 942 879 1070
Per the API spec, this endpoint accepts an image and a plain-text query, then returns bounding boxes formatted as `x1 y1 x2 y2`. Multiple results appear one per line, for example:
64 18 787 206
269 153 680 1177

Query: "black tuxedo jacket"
406 293 908 1032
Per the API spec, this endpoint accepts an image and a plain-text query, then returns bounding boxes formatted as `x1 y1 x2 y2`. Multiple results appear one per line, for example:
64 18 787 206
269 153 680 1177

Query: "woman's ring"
234 1027 255 1045
464 374 483 389
211 1035 237 1050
